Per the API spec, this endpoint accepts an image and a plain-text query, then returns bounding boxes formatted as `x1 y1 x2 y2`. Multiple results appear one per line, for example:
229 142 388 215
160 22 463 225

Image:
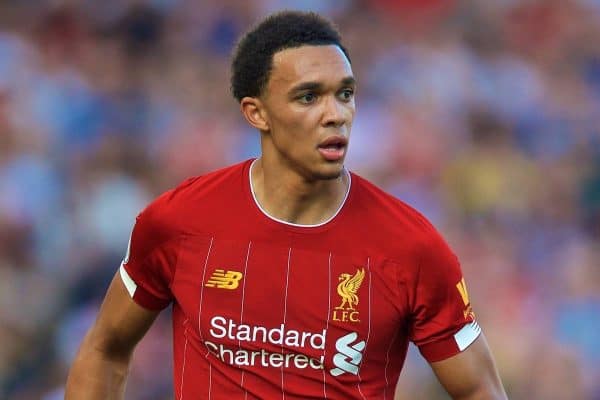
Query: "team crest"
332 268 365 323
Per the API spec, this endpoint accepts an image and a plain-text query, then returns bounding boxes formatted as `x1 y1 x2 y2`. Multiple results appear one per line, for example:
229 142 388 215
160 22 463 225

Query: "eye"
339 88 355 101
298 92 317 104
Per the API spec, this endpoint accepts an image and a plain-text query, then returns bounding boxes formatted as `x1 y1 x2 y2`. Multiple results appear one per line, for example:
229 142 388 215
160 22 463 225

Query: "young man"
66 11 507 400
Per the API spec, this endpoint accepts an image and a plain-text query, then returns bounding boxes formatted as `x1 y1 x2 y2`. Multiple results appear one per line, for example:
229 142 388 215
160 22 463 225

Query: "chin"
316 172 342 181
312 164 344 181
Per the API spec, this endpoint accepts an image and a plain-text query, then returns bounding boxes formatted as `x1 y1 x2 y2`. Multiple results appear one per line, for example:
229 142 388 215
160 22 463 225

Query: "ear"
240 97 270 132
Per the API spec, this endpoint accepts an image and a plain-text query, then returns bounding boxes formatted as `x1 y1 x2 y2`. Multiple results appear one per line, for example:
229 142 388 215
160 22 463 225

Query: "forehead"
267 45 353 91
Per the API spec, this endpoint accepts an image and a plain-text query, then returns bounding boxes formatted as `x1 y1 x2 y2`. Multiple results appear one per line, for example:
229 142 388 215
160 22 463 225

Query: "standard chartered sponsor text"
206 316 326 369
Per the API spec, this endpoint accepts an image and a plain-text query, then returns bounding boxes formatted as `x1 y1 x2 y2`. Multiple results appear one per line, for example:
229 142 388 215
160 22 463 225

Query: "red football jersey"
120 159 480 399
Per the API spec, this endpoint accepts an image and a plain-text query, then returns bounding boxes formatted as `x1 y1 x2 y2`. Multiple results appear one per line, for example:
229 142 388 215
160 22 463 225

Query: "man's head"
231 11 350 102
232 11 356 181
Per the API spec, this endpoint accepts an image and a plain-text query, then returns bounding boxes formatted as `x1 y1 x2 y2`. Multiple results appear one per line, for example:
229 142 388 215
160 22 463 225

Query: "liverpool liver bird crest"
336 268 365 310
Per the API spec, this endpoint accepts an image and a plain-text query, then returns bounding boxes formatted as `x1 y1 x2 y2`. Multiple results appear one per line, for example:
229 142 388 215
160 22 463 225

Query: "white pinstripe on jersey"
356 257 371 400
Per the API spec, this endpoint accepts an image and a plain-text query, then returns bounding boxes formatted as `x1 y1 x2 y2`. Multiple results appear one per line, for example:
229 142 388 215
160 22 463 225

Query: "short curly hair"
231 11 350 102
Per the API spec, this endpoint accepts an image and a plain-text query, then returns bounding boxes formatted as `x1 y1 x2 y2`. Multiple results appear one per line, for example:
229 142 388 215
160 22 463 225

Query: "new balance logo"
205 269 243 289
330 332 365 376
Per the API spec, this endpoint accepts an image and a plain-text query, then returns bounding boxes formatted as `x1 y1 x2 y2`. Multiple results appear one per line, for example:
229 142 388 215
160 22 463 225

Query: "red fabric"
121 159 476 399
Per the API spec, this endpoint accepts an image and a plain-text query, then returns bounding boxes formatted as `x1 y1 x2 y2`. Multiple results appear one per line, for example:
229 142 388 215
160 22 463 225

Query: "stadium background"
0 0 599 398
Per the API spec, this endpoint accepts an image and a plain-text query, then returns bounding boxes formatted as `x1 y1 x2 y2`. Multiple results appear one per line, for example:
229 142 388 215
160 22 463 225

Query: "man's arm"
65 272 160 399
430 333 507 400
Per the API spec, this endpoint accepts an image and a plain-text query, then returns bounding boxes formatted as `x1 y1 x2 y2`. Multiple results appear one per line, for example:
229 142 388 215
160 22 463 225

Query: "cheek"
346 102 356 120
272 108 318 138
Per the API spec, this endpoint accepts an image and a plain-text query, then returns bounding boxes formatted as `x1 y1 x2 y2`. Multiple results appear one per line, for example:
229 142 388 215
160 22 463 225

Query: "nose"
322 96 348 128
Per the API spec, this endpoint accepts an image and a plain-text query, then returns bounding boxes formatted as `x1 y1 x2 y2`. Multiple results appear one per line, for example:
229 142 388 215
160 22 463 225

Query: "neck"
250 158 350 226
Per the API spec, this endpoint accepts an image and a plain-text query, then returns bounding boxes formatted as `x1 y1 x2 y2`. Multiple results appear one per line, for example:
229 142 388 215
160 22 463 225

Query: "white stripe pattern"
198 237 214 344
356 257 371 400
197 237 214 399
178 319 189 400
281 247 292 399
240 241 252 397
383 328 400 400
208 364 212 400
322 252 332 399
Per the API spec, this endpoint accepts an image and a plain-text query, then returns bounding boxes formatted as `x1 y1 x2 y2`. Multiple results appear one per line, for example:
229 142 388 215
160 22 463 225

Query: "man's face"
260 44 355 181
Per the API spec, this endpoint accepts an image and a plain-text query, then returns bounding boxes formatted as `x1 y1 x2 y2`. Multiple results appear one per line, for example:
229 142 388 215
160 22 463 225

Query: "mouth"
317 136 348 162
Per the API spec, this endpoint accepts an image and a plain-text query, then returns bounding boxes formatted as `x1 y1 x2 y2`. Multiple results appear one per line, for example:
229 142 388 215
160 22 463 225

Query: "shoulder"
347 172 457 271
349 175 463 301
135 159 251 243
350 172 442 246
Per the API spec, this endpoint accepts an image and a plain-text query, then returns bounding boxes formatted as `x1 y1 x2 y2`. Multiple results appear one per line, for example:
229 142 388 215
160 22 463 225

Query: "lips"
318 135 348 161
318 135 348 149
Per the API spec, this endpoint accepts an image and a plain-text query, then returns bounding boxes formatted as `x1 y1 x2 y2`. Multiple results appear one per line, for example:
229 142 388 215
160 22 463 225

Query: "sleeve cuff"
418 321 482 362
119 264 171 310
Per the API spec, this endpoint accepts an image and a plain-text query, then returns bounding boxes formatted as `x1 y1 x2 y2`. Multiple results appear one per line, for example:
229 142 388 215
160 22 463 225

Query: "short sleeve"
408 229 480 362
120 194 180 310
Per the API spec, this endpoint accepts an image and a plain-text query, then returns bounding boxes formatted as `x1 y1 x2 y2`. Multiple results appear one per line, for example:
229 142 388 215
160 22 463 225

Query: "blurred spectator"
0 1 598 399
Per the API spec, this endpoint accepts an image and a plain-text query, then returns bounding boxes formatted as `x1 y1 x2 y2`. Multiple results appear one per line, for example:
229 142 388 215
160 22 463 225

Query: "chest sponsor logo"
330 332 365 376
332 268 365 323
204 316 325 370
456 278 475 320
205 269 243 289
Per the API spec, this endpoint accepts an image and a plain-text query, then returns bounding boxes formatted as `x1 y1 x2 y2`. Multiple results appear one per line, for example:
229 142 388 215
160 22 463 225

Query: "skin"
431 334 507 399
65 273 159 399
241 45 355 225
65 44 507 399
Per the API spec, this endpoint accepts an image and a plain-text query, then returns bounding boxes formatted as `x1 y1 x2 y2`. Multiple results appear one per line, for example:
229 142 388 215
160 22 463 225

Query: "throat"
249 159 350 226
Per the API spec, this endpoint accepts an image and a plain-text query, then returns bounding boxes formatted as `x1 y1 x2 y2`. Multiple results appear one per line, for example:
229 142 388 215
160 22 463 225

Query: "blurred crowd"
0 0 599 399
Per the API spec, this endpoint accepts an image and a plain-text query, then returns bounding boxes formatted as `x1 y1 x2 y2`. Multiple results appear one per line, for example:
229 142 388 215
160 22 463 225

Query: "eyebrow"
289 76 356 93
